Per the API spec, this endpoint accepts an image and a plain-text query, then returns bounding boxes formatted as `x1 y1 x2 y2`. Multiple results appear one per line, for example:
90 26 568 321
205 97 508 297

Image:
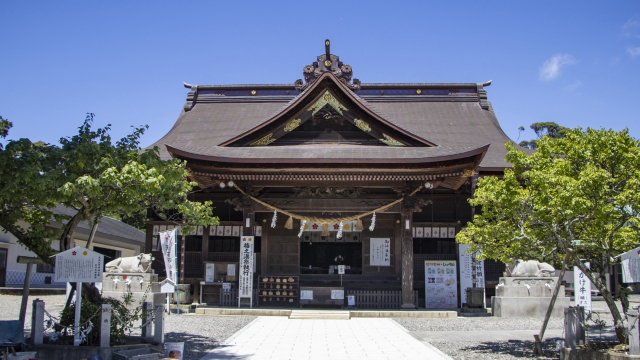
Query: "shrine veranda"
144 40 516 309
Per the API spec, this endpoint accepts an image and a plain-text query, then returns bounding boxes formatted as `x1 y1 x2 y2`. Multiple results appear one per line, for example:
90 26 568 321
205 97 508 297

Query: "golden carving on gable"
284 118 302 132
353 119 371 133
463 169 475 177
380 134 405 146
251 133 276 146
308 90 348 115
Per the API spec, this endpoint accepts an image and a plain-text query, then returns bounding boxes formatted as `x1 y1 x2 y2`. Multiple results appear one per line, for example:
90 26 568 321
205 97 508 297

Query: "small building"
145 41 521 308
0 205 145 287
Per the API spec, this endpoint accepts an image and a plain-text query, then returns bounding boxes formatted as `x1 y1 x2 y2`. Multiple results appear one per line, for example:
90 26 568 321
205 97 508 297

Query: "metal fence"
348 290 419 309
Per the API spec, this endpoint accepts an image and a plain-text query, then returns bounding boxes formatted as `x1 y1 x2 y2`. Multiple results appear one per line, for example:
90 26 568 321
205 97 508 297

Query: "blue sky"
1 1 639 148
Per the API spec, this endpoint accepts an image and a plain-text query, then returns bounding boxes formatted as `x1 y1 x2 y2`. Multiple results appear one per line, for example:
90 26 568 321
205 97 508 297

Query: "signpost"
574 263 592 313
54 247 104 346
159 228 178 313
238 236 254 308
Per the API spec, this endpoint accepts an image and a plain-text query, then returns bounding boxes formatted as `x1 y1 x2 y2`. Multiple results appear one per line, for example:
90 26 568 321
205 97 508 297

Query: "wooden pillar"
394 216 402 276
145 223 154 253
261 220 269 275
202 226 210 264
401 208 415 308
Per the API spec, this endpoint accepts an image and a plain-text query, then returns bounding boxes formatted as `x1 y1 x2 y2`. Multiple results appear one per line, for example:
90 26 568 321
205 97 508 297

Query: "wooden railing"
220 288 261 307
348 290 419 309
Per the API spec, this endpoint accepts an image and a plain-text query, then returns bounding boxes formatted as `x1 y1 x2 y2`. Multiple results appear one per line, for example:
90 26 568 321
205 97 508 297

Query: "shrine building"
145 40 518 309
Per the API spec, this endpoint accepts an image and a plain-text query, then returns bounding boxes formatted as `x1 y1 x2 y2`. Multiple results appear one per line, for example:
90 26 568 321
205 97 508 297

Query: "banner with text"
239 236 255 298
159 228 178 285
458 244 485 304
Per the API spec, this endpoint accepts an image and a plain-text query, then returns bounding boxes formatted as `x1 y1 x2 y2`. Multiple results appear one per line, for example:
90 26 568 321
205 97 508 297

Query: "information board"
424 260 458 309
54 246 104 283
458 244 485 304
621 246 640 283
370 238 391 266
238 236 254 299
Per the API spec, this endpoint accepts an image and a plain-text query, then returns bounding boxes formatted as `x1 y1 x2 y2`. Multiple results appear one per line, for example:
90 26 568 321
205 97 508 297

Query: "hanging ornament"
337 221 344 239
355 218 364 231
125 278 132 286
271 210 278 228
322 223 330 236
369 212 376 232
285 216 293 230
298 220 307 238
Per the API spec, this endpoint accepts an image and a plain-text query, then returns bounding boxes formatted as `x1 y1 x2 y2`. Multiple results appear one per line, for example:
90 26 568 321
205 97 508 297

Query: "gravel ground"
3 294 640 360
393 296 640 360
0 294 255 360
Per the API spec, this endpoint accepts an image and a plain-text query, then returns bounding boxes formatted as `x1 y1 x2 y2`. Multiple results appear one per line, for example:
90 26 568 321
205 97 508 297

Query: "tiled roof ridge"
181 81 492 89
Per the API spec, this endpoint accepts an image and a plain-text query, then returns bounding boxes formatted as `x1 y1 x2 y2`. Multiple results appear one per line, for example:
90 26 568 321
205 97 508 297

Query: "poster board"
370 238 391 266
424 260 458 309
205 263 215 283
458 244 485 304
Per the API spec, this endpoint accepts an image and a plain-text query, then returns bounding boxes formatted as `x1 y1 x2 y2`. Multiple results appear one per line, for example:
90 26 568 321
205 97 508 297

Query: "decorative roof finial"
294 39 361 92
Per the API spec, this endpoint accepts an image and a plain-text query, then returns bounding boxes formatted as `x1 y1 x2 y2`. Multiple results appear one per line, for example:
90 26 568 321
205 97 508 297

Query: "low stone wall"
561 347 640 359
25 343 159 360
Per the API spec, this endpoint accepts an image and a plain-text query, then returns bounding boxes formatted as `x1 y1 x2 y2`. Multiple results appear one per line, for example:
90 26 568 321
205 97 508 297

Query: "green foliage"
57 285 154 346
518 121 571 149
0 113 219 263
457 128 640 342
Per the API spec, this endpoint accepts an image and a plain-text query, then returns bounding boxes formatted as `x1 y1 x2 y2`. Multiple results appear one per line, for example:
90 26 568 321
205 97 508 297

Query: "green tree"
457 128 640 343
518 121 570 149
0 114 219 263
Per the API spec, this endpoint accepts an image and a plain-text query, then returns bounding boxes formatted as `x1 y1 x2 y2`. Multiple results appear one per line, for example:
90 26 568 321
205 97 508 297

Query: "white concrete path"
201 316 452 360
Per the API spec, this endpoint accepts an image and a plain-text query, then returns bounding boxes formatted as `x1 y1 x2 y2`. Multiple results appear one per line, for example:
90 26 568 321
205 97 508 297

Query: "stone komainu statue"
105 253 154 273
505 259 555 277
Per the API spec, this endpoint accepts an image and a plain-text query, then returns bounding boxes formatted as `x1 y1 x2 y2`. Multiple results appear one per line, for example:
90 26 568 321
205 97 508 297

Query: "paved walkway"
201 316 452 360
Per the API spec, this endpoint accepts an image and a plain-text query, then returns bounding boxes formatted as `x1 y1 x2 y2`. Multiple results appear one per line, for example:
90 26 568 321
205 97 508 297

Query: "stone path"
201 316 453 360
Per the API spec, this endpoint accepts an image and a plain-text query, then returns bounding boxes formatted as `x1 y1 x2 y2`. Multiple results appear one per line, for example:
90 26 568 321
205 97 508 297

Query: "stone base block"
491 296 570 317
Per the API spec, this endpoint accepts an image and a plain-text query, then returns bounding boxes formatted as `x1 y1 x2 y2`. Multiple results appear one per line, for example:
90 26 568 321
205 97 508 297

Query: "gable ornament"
284 118 302 132
308 91 348 116
353 119 371 133
250 133 276 146
380 133 405 146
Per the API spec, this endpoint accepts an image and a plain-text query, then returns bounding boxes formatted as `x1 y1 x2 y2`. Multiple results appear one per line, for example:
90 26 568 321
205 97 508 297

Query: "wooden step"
289 310 350 320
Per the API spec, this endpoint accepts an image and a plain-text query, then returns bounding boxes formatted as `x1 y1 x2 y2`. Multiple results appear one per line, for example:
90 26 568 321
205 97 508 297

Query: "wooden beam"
17 256 47 265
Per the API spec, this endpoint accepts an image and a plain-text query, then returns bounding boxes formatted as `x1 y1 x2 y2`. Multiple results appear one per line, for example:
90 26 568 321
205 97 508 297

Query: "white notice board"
54 246 104 283
424 260 458 309
370 238 391 266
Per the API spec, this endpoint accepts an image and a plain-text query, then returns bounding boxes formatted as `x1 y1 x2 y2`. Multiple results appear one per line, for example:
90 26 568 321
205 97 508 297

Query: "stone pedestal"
101 273 165 310
491 277 569 317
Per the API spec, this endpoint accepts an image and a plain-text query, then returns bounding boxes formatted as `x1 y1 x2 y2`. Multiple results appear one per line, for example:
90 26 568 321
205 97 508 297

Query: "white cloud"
627 46 640 57
622 17 640 38
565 80 583 92
539 54 577 81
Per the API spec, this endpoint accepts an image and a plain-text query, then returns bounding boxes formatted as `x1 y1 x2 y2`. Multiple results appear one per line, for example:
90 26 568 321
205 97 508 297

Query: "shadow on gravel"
165 331 228 360
461 339 561 359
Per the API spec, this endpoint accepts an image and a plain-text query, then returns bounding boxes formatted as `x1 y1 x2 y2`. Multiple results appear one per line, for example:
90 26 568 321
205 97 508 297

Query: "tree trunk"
59 210 84 251
85 216 100 250
574 259 627 343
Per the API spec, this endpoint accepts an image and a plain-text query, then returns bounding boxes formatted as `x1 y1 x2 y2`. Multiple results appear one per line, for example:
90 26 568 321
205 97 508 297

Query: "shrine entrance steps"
289 310 350 320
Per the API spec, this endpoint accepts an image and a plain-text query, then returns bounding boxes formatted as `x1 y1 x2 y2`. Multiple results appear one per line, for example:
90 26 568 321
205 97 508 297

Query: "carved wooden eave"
217 72 436 148
168 143 488 191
